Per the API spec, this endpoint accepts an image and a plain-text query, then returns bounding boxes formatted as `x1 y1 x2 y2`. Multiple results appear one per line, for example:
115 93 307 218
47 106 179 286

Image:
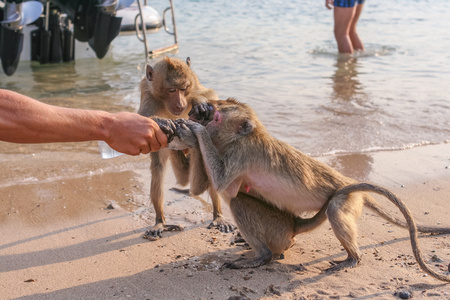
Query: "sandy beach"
1 142 449 300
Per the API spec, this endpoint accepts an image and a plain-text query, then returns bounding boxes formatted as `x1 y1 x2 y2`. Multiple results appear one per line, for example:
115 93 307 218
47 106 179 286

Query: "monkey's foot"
169 187 190 195
143 224 184 241
325 257 360 272
221 255 272 269
208 216 236 233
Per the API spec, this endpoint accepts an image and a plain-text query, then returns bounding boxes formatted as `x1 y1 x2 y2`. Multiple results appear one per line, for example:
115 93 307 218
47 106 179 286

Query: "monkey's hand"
174 119 199 148
152 117 192 150
188 102 214 125
151 117 176 143
179 119 205 136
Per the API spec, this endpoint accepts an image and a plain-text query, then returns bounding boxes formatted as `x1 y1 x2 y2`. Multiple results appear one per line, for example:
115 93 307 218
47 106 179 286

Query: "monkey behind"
137 57 234 241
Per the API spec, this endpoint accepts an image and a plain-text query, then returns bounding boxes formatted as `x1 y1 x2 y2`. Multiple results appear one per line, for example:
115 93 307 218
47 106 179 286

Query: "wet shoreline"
1 141 449 229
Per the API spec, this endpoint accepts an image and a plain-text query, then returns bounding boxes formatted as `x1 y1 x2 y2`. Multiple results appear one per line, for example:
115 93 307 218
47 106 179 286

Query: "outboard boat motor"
50 0 133 59
90 0 134 58
0 0 43 75
30 2 74 64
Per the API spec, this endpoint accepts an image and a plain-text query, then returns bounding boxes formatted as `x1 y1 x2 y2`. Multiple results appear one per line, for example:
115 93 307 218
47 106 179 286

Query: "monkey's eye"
180 87 187 91
169 89 176 93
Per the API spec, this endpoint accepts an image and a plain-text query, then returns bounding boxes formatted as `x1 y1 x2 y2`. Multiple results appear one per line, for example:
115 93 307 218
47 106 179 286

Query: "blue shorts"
334 0 364 7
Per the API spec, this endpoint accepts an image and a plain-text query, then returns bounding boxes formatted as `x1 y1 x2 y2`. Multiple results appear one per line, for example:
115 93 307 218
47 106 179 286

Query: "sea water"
1 0 449 157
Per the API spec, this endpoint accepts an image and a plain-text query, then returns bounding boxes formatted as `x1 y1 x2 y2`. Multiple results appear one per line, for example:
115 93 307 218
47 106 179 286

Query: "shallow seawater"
1 0 449 157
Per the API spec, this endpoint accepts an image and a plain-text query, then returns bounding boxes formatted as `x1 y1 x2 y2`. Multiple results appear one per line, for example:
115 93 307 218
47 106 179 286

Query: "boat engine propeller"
0 0 43 75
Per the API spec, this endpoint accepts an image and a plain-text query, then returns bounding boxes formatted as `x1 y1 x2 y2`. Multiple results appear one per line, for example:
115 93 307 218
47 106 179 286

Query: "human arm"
0 89 168 155
326 0 334 9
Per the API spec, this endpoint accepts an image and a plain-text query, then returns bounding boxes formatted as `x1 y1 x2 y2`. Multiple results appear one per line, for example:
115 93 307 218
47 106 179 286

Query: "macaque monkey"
138 57 234 240
174 98 450 282
223 191 332 268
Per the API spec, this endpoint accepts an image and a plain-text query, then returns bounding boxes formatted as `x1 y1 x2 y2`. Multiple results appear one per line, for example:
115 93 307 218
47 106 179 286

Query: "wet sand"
1 142 449 299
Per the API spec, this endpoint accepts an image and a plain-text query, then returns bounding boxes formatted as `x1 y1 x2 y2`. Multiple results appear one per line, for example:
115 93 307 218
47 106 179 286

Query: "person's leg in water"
349 2 364 51
333 0 364 54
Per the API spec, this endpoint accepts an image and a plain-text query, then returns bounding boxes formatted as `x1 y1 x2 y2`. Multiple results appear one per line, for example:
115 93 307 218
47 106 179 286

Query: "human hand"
105 112 168 155
325 0 333 9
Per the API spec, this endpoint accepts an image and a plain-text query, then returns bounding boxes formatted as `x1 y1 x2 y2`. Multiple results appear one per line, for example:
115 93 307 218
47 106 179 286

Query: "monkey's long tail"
363 188 450 234
335 183 450 283
293 195 332 235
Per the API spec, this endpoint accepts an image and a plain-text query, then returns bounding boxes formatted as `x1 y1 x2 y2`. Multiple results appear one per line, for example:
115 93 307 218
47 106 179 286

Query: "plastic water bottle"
98 141 124 159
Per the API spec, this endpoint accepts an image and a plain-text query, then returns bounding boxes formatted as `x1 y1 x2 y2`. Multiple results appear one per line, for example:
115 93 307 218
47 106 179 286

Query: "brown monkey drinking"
138 57 234 240
175 98 450 282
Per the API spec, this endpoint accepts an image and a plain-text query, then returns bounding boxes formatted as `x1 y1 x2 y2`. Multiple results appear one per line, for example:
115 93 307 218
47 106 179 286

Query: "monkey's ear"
238 119 254 135
186 57 191 67
146 64 154 81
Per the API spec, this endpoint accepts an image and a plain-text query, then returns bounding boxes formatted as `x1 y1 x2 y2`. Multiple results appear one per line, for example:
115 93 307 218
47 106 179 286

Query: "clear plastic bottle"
98 141 124 159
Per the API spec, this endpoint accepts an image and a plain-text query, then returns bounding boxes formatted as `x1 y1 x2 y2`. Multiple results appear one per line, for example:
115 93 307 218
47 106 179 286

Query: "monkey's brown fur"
177 98 450 282
224 192 331 269
138 57 233 240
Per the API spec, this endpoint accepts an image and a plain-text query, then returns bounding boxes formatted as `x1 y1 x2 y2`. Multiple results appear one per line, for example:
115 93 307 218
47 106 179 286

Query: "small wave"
20 177 39 183
308 47 339 57
320 140 447 157
309 45 397 58
357 45 397 58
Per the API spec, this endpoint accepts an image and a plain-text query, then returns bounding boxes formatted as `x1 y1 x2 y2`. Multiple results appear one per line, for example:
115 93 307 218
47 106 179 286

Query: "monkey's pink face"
207 111 222 127
190 99 256 137
189 108 221 137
